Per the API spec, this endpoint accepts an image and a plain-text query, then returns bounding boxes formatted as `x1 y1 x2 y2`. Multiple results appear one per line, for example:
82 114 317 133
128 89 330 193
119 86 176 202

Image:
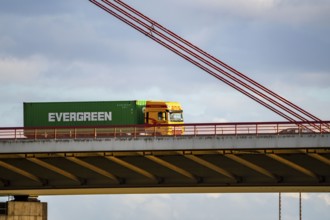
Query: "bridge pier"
0 196 47 220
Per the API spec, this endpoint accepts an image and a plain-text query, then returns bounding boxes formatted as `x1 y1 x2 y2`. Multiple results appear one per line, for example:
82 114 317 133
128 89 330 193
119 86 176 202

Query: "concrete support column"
0 198 47 220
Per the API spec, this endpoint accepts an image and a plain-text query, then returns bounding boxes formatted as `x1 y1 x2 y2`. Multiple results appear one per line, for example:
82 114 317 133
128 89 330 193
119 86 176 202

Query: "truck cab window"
158 112 165 120
169 111 183 122
145 112 149 123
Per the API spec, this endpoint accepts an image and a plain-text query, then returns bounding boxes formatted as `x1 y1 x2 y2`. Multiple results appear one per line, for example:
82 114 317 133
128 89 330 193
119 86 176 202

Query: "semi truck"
23 100 184 138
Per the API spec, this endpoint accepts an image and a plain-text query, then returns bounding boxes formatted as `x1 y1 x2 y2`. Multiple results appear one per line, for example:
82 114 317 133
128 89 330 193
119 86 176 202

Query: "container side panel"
23 101 143 127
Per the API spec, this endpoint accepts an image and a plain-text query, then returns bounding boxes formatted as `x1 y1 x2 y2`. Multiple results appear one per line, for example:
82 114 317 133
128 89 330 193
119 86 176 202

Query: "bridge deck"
0 122 329 195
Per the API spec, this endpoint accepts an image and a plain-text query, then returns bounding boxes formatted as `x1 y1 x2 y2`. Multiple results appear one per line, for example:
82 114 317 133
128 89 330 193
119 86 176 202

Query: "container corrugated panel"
24 100 147 127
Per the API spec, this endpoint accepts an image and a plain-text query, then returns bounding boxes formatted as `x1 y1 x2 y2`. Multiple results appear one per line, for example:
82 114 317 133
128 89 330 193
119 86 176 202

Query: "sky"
0 0 329 219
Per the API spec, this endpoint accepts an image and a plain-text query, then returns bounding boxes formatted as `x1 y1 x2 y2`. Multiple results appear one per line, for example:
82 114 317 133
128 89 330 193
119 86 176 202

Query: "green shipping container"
24 100 147 127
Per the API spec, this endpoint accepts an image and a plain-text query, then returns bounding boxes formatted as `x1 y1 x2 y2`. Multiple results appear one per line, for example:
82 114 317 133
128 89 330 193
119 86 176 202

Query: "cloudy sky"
0 0 329 219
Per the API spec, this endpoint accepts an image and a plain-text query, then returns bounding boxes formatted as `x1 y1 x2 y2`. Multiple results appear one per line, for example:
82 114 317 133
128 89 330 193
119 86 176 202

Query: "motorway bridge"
0 121 329 196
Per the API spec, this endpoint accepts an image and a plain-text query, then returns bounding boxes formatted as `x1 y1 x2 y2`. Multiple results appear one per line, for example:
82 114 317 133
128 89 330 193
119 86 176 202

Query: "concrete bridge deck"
0 122 329 195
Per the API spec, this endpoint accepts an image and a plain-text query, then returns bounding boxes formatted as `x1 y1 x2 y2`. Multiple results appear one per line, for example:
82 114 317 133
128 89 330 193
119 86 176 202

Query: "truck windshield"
169 112 183 122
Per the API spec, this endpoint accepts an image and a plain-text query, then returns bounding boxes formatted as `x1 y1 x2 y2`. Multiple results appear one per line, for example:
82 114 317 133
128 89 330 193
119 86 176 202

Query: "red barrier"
0 121 328 140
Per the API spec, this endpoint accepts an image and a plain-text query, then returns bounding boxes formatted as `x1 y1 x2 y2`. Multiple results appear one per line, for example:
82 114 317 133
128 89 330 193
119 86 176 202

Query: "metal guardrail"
0 121 329 140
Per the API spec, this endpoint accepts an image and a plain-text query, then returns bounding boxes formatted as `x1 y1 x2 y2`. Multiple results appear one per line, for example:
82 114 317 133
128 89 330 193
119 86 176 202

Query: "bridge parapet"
0 121 329 141
0 131 329 154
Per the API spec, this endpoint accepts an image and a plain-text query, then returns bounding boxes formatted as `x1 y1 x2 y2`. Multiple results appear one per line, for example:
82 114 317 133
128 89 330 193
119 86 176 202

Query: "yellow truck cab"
144 101 184 135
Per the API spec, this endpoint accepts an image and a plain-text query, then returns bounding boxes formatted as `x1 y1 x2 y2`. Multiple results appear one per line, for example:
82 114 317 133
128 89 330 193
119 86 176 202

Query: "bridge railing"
0 121 329 140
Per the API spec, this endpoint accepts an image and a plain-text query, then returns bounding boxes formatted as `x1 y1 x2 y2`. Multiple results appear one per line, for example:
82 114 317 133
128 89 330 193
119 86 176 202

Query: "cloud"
0 55 47 83
205 193 223 199
189 0 276 12
299 72 330 88
318 194 330 206
1 193 329 220
0 0 329 125
179 0 330 24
